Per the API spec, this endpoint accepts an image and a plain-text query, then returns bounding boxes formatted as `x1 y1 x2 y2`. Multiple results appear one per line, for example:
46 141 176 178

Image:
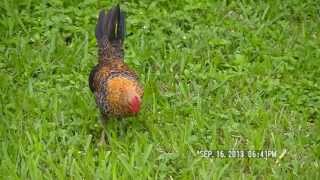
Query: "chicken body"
89 60 143 117
89 5 143 143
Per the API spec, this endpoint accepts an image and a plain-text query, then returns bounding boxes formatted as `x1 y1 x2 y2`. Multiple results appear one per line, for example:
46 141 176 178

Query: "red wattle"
130 96 140 113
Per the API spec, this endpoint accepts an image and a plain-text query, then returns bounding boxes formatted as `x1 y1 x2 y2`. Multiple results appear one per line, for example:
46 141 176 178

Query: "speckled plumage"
89 61 143 117
89 5 143 119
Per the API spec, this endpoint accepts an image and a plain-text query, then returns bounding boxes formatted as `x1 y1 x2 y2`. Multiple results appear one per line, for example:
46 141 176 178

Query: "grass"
0 0 319 179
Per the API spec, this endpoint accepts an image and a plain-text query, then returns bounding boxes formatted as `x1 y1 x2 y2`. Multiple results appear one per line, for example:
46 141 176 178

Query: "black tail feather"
96 5 125 42
118 7 125 41
95 10 107 41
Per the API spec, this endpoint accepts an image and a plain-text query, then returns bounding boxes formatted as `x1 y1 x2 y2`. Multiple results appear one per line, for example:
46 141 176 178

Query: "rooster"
89 5 143 144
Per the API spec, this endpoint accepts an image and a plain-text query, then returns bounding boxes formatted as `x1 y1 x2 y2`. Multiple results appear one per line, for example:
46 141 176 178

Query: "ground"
0 0 319 179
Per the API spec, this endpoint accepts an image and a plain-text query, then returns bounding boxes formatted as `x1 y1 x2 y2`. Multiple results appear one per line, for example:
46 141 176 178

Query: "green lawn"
1 0 319 179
